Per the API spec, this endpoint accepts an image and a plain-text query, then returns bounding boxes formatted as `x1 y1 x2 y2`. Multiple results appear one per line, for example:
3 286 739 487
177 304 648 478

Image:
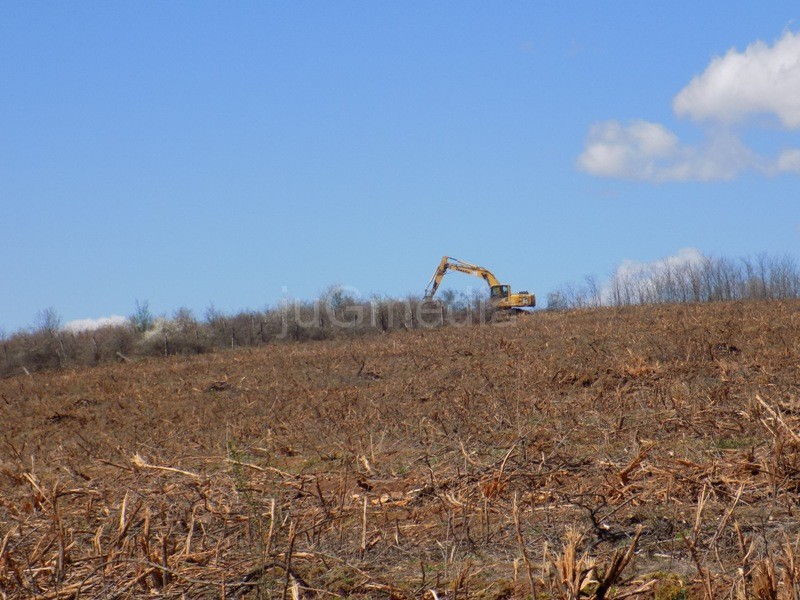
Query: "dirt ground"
3 301 800 599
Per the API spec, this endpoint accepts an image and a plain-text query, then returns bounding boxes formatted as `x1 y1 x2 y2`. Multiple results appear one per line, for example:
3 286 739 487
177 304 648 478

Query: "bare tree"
35 307 62 335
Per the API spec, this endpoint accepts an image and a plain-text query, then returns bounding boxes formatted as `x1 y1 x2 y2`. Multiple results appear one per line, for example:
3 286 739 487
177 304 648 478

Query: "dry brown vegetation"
3 300 800 599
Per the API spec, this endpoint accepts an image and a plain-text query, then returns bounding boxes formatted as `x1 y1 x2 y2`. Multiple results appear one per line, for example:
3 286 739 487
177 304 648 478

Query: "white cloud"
578 120 676 177
63 315 128 332
578 121 755 181
674 31 800 127
579 30 800 182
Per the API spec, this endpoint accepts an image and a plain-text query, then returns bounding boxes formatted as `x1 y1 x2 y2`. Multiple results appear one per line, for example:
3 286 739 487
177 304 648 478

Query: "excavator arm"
425 256 502 298
423 255 535 312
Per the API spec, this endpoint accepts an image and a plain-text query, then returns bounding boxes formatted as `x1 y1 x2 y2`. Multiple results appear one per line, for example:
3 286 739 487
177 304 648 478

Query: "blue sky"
2 2 799 331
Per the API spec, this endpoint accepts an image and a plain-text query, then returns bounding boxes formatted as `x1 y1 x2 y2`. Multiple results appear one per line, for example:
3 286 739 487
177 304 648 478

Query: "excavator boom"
425 256 500 298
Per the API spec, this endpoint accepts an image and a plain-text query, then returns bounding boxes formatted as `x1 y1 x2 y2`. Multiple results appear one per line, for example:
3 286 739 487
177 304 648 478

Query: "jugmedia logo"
276 287 502 339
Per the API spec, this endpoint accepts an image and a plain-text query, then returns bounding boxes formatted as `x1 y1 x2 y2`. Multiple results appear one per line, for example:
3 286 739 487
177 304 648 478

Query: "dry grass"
3 300 800 598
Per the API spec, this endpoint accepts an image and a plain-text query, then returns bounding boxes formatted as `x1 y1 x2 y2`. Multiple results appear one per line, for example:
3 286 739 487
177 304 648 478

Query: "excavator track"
489 308 531 324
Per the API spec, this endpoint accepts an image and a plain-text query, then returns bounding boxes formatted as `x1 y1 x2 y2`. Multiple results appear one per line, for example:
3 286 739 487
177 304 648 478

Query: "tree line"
0 289 493 377
546 253 800 310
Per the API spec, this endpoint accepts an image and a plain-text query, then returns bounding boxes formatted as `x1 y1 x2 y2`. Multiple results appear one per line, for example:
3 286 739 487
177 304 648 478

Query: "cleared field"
2 301 800 598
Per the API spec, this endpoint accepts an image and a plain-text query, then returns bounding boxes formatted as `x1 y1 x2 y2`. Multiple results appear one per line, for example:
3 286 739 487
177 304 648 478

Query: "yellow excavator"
424 256 535 312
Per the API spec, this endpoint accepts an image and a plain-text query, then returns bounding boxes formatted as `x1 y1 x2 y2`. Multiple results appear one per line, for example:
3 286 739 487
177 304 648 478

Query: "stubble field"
2 301 800 599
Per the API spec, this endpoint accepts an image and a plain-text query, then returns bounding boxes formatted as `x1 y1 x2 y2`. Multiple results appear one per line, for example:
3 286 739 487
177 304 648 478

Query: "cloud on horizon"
600 247 705 302
579 30 800 182
63 315 128 333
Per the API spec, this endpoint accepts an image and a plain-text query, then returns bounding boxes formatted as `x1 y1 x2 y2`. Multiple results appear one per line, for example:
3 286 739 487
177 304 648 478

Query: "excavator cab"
490 285 510 299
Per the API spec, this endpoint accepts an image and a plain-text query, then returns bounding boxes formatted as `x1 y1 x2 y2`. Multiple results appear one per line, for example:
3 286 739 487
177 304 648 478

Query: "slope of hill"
2 301 800 598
